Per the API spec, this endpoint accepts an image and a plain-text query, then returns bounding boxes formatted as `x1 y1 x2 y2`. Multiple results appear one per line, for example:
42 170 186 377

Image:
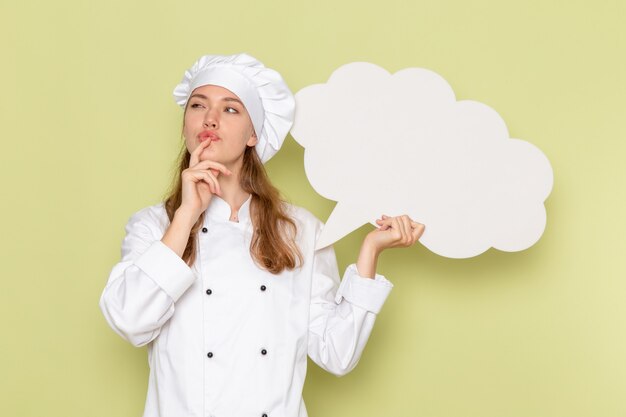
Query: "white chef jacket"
99 194 393 417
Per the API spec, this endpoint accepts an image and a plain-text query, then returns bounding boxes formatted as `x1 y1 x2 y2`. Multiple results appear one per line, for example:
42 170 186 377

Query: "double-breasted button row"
206 349 267 359
208 411 268 416
205 286 266 295
204 280 268 362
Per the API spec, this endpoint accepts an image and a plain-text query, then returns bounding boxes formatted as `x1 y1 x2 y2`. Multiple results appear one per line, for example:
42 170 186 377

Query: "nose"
203 108 219 129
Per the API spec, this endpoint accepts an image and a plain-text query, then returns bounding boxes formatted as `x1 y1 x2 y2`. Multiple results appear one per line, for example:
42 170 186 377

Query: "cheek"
182 125 195 151
182 116 197 136
184 110 201 125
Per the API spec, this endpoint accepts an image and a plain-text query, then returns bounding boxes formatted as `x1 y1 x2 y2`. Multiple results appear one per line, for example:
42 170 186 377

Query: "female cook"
99 53 425 417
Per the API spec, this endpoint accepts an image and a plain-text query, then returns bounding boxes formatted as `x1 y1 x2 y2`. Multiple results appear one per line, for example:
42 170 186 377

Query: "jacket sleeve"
307 237 393 377
99 208 197 347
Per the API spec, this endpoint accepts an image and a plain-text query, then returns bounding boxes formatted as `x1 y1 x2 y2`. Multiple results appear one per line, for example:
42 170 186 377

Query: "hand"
178 139 232 221
365 214 425 254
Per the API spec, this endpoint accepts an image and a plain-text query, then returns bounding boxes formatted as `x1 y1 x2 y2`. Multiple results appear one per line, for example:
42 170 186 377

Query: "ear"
246 130 258 147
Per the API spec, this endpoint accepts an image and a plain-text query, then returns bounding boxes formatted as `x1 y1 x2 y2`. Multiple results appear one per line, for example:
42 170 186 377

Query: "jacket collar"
205 194 252 224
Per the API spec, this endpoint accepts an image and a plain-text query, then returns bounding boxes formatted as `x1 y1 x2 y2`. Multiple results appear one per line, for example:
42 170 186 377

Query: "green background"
2 0 624 416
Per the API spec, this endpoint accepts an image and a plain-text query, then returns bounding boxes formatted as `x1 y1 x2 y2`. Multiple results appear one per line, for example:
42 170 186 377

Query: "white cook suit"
99 194 393 417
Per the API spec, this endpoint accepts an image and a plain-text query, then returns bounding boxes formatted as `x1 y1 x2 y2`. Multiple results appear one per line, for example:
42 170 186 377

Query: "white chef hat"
172 53 295 164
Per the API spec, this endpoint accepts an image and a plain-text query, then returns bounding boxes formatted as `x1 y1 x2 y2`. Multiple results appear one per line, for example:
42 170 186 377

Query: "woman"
99 53 425 417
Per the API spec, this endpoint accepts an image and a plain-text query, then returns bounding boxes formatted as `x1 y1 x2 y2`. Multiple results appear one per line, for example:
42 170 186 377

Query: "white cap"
173 53 295 163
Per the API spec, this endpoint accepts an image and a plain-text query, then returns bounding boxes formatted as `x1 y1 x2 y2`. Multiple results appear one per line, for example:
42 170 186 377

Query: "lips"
198 131 221 142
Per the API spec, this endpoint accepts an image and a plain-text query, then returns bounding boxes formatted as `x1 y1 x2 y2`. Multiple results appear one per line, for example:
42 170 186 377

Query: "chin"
200 147 217 156
200 149 227 164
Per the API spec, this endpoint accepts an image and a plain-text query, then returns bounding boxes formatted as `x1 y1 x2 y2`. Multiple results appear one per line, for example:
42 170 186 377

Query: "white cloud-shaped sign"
291 62 553 258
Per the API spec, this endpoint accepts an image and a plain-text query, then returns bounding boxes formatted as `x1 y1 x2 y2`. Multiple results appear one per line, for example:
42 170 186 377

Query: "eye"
190 103 203 108
225 107 239 114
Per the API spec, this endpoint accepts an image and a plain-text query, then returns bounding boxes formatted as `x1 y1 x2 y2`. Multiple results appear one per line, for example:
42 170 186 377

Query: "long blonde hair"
162 114 303 274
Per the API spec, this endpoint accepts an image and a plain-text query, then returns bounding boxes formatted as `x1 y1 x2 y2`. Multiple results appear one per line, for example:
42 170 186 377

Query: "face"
183 84 258 168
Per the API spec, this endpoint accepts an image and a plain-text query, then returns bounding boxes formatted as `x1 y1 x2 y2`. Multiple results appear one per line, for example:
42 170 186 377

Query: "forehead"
190 84 242 101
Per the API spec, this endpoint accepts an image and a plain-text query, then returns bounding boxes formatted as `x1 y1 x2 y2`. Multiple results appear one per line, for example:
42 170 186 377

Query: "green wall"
1 0 624 416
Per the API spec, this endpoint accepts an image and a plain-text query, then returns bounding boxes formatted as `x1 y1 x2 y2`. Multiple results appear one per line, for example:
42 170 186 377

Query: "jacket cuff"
133 240 197 302
334 263 393 314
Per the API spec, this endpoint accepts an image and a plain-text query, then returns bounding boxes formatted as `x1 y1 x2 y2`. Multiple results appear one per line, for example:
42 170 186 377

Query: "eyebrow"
189 93 244 106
